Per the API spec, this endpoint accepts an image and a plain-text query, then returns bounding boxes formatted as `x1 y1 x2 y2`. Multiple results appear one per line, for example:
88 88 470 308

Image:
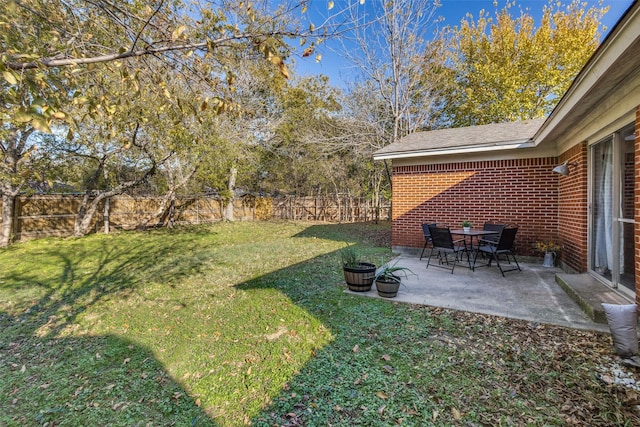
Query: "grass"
0 221 637 426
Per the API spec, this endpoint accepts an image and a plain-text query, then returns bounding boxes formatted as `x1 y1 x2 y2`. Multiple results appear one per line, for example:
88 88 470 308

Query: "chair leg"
419 242 428 260
507 253 521 272
494 255 506 277
425 247 435 268
496 253 521 276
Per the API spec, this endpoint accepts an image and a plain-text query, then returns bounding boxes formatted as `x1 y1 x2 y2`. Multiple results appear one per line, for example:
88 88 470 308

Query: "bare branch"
130 0 166 52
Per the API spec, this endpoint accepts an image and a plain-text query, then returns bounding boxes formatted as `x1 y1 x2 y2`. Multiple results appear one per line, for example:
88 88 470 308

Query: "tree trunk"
103 197 110 234
223 165 237 221
74 192 105 236
148 165 196 228
0 193 16 247
149 190 177 228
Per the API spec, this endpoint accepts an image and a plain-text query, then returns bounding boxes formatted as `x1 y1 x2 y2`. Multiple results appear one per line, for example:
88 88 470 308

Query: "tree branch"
5 31 303 71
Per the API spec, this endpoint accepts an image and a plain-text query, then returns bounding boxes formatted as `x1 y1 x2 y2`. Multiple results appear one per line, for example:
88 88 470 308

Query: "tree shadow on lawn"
293 221 391 248
237 244 639 426
0 232 221 426
0 325 215 426
235 248 431 426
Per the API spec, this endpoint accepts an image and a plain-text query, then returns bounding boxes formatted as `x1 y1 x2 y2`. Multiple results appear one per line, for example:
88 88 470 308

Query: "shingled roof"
373 118 546 160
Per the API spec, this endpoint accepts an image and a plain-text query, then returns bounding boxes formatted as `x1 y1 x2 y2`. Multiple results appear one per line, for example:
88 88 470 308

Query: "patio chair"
475 222 506 257
473 227 521 277
481 222 505 244
419 222 437 260
426 225 471 274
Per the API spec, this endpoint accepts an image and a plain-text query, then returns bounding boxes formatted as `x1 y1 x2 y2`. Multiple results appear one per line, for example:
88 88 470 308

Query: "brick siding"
636 107 640 304
555 143 588 273
391 157 560 260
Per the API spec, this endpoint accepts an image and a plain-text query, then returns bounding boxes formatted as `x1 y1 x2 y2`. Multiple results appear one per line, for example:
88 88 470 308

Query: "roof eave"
373 140 536 161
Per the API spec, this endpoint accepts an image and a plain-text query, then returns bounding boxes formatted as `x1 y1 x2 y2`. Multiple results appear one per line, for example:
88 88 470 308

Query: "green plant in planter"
340 245 376 292
461 220 472 228
374 261 414 298
339 245 360 268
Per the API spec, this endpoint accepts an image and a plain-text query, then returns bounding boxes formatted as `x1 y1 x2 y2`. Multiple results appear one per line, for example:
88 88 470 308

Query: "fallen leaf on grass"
378 404 386 415
354 373 368 385
452 407 462 420
382 365 395 374
353 344 359 352
381 354 391 361
377 391 388 399
402 405 418 415
112 401 128 411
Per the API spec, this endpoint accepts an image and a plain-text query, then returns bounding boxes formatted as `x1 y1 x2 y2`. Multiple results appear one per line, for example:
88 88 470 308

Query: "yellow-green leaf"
172 25 187 41
31 97 46 108
14 110 32 123
3 71 17 85
31 116 51 134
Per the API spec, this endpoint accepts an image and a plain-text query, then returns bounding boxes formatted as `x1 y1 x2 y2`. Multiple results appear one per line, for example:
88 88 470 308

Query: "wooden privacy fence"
2 194 390 241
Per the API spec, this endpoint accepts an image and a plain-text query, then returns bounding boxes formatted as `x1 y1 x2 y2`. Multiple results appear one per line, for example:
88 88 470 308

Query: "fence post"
289 197 293 219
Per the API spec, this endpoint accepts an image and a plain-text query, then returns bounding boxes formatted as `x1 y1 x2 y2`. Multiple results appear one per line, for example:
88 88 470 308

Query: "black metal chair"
475 222 506 256
426 225 470 274
473 227 521 276
481 222 505 245
419 222 437 260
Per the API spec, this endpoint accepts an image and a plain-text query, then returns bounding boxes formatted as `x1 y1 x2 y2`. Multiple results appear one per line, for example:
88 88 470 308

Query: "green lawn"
0 221 637 426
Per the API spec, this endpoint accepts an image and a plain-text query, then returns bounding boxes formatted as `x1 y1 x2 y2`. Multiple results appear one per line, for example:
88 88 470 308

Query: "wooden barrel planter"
375 276 401 298
343 262 376 292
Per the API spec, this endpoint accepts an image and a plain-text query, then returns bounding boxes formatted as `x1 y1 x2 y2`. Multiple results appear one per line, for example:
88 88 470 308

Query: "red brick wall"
556 143 588 273
635 107 640 304
391 157 560 258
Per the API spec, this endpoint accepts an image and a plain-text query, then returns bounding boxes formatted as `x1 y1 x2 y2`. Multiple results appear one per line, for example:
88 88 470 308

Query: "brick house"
373 2 640 304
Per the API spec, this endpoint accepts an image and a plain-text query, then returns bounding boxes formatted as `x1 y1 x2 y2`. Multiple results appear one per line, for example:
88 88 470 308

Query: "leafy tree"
259 75 351 196
439 0 608 126
0 0 324 245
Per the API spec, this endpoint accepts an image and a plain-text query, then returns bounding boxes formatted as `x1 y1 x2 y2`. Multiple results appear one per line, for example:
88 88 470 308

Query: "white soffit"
373 140 535 160
392 146 559 166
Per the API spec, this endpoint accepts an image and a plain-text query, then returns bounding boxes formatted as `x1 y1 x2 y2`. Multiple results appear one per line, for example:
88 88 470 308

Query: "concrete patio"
346 255 633 333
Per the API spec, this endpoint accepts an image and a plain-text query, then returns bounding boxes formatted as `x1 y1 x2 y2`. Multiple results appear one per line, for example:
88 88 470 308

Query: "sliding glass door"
590 125 635 294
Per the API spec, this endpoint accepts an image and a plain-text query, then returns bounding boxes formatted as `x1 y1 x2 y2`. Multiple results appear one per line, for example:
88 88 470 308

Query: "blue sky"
292 0 635 87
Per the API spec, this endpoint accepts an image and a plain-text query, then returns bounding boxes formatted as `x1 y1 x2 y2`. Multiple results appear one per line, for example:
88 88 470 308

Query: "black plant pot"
375 276 401 298
343 262 376 292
